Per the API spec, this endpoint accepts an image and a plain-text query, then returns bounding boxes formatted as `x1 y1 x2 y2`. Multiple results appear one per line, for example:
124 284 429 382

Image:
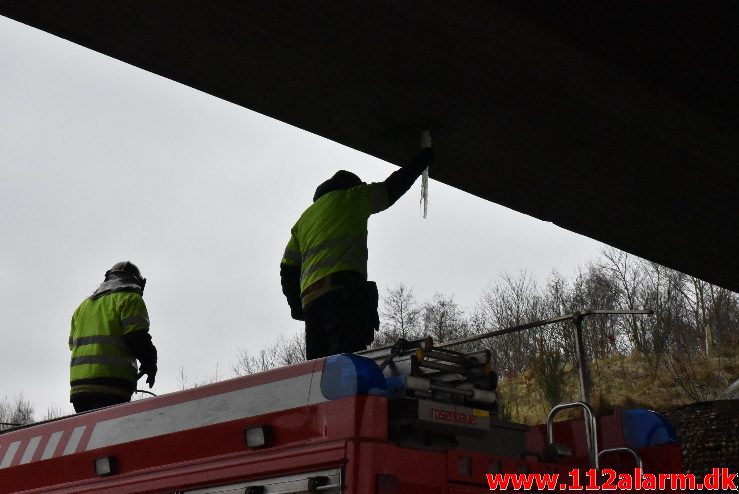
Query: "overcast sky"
0 16 605 416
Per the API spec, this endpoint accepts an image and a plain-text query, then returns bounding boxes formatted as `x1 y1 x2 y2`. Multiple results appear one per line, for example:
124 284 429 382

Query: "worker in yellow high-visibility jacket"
280 146 433 359
69 261 157 413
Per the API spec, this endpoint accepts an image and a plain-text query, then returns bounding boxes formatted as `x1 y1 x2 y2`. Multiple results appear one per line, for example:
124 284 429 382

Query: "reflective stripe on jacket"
69 291 150 398
281 182 389 295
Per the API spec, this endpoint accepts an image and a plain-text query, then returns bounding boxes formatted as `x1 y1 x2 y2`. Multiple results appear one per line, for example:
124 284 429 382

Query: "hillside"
497 345 739 425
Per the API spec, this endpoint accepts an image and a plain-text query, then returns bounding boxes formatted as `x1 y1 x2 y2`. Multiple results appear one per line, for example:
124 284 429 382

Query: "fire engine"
0 313 682 493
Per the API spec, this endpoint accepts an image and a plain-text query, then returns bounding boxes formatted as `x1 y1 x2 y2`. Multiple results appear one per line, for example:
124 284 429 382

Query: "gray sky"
0 16 604 416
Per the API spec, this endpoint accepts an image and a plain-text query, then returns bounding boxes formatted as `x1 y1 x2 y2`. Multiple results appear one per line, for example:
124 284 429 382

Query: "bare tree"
373 283 422 347
687 277 739 356
477 271 542 375
707 283 739 351
176 363 223 390
600 248 653 355
42 405 70 422
574 265 622 358
421 292 469 344
531 341 568 409
0 394 34 430
274 332 307 366
232 347 278 376
233 333 306 376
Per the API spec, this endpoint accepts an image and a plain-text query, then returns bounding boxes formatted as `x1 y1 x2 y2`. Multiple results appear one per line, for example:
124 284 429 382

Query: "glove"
280 264 304 321
290 303 305 321
141 363 157 388
410 147 434 169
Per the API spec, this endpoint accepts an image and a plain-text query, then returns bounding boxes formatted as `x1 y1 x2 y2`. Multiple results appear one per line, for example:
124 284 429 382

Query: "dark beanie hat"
313 170 362 202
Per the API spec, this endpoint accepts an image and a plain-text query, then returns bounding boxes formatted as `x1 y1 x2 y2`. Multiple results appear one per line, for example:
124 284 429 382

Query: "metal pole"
434 310 652 350
572 313 593 404
435 314 575 349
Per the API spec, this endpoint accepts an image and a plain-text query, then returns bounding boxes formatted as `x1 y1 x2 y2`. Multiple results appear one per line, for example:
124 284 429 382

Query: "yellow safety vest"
69 291 149 398
281 182 389 297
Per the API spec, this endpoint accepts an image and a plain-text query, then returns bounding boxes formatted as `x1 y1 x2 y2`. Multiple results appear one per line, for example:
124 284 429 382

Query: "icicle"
420 166 429 218
420 130 432 219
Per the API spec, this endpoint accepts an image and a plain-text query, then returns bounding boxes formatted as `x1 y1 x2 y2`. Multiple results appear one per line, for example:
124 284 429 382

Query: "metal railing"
547 401 599 469
598 447 644 471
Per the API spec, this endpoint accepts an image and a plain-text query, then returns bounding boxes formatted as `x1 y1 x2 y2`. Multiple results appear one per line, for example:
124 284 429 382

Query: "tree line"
234 247 739 408
4 247 737 426
382 249 736 366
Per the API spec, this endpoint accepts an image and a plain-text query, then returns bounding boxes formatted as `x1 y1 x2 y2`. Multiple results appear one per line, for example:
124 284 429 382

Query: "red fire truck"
0 330 682 493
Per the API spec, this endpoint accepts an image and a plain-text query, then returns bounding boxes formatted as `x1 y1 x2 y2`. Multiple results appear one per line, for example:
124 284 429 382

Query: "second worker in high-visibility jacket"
280 146 434 359
69 261 158 413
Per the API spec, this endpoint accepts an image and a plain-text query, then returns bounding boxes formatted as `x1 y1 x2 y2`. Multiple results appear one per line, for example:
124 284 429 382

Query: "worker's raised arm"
383 147 434 207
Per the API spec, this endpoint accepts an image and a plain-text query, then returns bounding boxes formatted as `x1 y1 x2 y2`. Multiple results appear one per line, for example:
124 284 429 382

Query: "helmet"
313 170 362 202
105 261 146 291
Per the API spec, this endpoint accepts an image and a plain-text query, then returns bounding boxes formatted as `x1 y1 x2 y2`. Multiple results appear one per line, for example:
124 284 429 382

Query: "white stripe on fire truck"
0 429 74 470
63 426 87 455
0 441 21 468
87 372 326 451
40 430 64 460
19 436 42 464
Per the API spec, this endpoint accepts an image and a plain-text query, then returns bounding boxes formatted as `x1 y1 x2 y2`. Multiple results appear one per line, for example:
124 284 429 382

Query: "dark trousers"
304 289 372 360
72 393 130 413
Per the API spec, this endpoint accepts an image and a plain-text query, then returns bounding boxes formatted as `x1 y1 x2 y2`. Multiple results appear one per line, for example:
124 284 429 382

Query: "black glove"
409 147 434 169
280 264 304 321
290 304 304 321
141 363 157 388
385 147 435 206
123 330 158 388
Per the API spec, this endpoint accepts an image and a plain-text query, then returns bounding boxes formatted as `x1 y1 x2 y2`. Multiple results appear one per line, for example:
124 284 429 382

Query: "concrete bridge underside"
2 2 737 291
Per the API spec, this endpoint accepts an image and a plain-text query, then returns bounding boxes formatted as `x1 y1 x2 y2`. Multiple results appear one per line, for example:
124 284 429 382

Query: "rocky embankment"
663 400 739 477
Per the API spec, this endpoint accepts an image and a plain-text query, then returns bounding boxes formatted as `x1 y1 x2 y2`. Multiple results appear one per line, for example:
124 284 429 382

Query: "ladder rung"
425 349 474 366
420 360 468 375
